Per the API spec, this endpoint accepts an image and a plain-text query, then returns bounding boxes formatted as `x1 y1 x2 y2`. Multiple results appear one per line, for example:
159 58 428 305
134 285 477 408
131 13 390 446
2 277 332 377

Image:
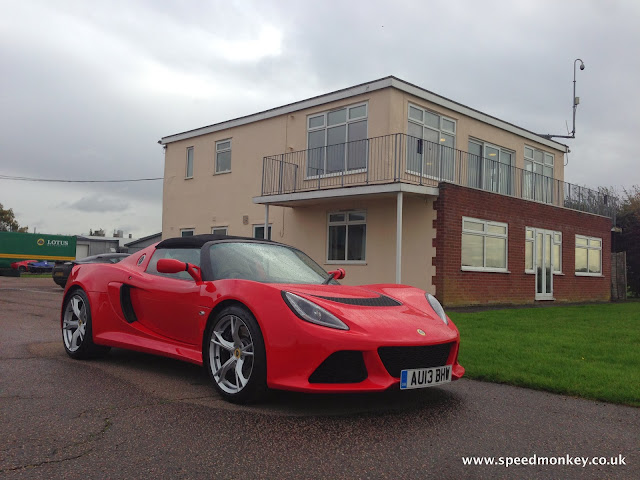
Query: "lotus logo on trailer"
37 238 45 246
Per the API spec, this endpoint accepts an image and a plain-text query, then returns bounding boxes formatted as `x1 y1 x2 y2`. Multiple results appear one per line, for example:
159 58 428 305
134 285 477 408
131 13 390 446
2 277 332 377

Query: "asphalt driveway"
1 277 637 479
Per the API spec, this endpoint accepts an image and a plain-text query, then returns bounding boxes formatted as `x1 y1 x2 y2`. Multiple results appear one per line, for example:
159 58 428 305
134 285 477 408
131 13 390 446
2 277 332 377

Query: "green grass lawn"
449 302 640 407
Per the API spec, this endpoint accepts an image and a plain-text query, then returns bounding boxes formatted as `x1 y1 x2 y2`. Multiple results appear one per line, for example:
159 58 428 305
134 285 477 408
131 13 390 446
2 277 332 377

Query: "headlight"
281 291 349 330
426 293 448 325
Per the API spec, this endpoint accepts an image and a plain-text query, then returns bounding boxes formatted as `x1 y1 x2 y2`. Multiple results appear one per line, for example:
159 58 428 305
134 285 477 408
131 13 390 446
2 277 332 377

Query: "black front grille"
378 343 453 378
309 351 367 384
311 294 401 307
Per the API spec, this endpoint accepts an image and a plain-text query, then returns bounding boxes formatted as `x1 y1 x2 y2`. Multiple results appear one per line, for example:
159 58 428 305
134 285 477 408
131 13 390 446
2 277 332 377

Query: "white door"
534 230 554 300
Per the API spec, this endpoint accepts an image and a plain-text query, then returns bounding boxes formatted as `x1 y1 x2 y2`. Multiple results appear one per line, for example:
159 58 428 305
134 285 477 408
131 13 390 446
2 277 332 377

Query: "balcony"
259 133 617 223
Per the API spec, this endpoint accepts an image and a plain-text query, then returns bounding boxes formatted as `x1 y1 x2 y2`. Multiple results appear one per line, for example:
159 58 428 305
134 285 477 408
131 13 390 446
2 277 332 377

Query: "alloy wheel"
209 314 255 394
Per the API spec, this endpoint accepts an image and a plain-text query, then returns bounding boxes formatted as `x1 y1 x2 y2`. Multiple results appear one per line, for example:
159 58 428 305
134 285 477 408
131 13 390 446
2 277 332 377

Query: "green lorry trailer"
0 231 76 269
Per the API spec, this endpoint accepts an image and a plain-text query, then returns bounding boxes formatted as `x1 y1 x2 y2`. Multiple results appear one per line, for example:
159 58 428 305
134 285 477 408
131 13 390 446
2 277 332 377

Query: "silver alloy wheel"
63 294 88 352
209 314 255 394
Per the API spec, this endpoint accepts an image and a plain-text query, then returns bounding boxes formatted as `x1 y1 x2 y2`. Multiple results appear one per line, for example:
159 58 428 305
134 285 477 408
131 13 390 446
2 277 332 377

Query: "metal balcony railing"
261 133 617 223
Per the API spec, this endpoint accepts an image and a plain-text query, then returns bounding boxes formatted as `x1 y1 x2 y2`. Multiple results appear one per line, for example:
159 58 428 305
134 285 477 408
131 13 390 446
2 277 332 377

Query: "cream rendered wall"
276 195 436 291
387 89 566 182
162 89 395 243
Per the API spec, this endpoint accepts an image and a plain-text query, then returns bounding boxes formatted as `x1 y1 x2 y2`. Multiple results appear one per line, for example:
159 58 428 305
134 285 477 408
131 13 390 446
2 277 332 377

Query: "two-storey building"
159 76 612 306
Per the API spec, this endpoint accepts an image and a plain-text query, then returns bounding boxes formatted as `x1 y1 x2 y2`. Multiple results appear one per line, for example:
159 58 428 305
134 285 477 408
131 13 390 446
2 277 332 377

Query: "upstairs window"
524 146 554 203
407 104 456 181
307 103 368 177
186 146 194 178
467 139 514 195
215 139 232 174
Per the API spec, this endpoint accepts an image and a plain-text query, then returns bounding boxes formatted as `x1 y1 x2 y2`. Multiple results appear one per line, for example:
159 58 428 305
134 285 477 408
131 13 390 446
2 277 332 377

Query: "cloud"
67 195 130 213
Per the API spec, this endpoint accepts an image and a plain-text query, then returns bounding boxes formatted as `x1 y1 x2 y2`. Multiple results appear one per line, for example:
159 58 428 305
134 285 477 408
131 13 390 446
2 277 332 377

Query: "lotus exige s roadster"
61 234 464 403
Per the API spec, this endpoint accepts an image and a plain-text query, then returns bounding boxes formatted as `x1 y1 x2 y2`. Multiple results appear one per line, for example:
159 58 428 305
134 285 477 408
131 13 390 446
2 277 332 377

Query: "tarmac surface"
1 276 638 479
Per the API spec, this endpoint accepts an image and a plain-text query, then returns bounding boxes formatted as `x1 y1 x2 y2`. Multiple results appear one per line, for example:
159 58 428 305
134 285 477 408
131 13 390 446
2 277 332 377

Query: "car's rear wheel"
204 305 267 404
18 266 26 273
62 289 110 359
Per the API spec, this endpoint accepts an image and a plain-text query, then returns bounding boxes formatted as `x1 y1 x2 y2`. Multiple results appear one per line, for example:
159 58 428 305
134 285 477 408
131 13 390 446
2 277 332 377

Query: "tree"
615 186 640 297
0 203 28 232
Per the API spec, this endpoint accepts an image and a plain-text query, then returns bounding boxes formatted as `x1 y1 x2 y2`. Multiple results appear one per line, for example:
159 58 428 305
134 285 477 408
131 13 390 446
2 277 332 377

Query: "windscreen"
209 242 331 284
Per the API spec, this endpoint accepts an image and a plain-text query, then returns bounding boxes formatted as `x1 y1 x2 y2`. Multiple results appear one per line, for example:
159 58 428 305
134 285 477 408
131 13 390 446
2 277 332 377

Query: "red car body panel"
62 242 464 393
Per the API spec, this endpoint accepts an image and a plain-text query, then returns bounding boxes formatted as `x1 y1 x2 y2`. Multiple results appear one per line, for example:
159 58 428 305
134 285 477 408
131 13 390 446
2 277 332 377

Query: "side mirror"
157 258 202 283
327 268 346 280
157 258 186 274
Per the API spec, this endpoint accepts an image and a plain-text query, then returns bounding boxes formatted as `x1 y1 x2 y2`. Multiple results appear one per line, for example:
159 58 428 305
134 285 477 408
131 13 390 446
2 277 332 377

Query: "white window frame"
575 235 602 276
407 103 456 180
524 145 555 203
326 211 367 264
461 217 508 273
525 227 562 274
306 102 368 179
253 224 272 240
467 138 514 194
211 226 228 235
215 139 232 174
180 228 195 237
185 146 194 179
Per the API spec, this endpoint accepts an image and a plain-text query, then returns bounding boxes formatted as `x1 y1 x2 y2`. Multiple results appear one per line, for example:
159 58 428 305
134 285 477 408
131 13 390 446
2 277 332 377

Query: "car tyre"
18 266 26 273
62 288 110 359
204 305 267 404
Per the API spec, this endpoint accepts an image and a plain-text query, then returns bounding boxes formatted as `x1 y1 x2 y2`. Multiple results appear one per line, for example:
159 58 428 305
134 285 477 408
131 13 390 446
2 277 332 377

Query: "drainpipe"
396 192 403 284
264 205 270 239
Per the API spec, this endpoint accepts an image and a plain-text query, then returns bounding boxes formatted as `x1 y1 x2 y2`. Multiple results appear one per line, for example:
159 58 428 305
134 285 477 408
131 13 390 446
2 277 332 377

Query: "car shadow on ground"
82 347 463 418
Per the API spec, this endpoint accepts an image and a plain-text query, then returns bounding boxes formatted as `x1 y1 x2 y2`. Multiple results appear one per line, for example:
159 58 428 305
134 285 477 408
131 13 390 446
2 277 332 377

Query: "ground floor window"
575 235 602 275
327 211 366 262
180 229 195 237
461 217 508 271
211 226 228 235
253 224 272 240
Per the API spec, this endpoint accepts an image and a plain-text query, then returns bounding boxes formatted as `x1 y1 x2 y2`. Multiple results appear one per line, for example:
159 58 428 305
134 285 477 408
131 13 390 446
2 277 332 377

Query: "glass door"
534 230 554 300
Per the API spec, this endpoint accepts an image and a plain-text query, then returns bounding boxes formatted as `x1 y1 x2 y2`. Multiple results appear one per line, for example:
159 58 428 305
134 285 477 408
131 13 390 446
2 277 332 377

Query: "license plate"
400 365 451 390
54 272 63 277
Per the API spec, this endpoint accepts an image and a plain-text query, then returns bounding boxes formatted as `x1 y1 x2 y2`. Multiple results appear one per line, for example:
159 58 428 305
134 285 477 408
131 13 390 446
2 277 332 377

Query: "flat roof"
159 75 568 152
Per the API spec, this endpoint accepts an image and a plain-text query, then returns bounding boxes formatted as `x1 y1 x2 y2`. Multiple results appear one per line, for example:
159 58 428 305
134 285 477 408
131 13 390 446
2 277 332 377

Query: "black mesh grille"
309 351 367 384
378 343 453 378
311 294 401 307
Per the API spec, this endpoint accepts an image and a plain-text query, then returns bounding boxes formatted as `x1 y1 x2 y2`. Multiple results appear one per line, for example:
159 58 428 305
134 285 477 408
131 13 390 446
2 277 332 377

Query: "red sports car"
61 235 464 403
10 259 38 272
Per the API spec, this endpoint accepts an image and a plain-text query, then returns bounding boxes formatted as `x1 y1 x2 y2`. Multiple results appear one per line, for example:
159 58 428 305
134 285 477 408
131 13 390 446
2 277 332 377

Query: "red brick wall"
433 183 611 307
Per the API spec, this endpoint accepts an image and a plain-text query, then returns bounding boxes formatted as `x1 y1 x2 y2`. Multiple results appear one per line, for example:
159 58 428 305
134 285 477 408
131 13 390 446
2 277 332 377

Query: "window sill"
325 260 367 265
214 170 231 175
525 271 564 275
461 267 510 274
575 272 603 277
185 176 193 180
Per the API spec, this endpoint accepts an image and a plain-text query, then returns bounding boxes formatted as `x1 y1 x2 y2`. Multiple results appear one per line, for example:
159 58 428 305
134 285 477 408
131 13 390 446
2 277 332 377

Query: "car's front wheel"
204 305 267 404
62 289 110 359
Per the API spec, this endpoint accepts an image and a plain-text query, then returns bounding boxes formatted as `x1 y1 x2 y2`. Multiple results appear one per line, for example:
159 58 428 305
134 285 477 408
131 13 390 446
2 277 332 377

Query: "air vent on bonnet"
311 294 401 307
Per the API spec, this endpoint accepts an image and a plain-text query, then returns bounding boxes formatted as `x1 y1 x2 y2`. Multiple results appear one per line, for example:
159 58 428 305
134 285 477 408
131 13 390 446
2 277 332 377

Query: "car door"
125 247 205 346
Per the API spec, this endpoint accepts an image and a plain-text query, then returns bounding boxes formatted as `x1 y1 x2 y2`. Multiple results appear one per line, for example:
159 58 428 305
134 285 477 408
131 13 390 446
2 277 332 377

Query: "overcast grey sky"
1 0 638 238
